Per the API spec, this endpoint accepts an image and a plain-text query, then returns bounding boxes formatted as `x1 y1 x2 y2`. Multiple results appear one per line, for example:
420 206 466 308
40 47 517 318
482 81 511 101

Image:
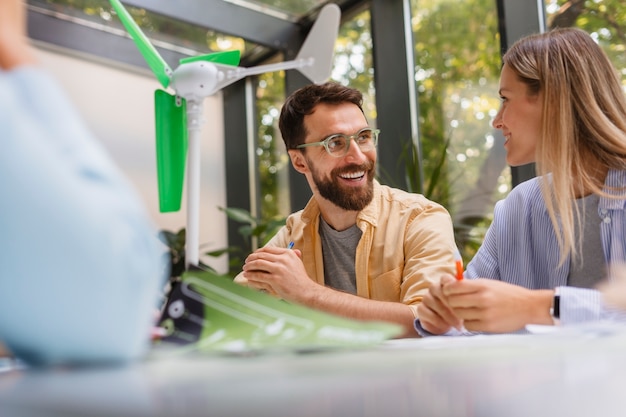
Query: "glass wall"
35 0 626 263
253 1 507 260
410 0 505 259
545 0 626 86
251 0 626 260
253 9 376 223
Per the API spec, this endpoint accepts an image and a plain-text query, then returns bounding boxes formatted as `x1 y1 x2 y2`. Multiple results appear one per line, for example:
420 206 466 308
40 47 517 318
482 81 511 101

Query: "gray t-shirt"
568 193 604 288
318 217 362 294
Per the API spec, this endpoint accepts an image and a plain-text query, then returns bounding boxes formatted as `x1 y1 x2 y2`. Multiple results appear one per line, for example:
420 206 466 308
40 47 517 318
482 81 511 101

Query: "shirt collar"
600 169 626 210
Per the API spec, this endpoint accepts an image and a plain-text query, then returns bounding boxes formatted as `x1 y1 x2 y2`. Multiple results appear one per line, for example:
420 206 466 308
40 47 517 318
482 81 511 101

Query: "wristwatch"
550 294 561 321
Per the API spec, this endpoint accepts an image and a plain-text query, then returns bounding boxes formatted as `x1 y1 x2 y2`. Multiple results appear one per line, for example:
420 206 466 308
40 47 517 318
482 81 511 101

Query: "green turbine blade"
155 90 187 213
180 50 241 66
109 0 172 88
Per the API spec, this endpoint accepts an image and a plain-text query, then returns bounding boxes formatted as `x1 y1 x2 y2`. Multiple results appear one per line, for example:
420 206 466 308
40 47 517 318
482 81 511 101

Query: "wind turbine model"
109 0 340 268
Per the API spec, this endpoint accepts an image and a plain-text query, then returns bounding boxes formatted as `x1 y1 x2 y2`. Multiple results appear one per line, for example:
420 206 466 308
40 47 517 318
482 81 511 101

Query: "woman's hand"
442 279 554 333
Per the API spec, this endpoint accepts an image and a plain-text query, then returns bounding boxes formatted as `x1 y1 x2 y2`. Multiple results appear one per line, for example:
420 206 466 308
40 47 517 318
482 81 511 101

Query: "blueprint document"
155 270 403 354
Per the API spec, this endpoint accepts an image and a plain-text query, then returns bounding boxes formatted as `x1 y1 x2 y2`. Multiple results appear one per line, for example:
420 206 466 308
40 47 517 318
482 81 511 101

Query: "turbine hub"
171 62 223 100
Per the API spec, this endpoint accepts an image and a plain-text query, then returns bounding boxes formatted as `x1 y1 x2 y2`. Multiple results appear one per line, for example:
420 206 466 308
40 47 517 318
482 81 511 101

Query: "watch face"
553 294 560 319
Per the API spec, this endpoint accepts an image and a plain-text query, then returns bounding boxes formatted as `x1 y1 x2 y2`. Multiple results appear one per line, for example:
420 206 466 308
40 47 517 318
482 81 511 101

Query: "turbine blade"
216 3 340 89
155 90 187 213
109 0 172 88
295 4 340 83
180 50 241 66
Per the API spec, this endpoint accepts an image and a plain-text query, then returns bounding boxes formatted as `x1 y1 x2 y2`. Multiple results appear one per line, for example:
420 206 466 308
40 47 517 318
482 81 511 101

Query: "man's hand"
241 247 419 337
417 274 463 334
242 246 320 303
442 279 554 333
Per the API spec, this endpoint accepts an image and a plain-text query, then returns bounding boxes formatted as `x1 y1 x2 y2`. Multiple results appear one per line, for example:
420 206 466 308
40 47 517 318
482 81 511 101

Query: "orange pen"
454 248 464 280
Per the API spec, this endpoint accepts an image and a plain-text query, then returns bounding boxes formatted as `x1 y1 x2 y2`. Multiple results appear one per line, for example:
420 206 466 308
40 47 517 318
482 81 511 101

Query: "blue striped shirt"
466 169 626 324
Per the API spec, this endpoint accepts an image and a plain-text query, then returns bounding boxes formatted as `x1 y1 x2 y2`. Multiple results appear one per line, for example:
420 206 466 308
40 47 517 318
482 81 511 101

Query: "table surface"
2 323 626 417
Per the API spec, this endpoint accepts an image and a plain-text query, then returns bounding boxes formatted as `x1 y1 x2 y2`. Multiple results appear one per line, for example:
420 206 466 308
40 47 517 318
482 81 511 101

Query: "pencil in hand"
454 248 464 281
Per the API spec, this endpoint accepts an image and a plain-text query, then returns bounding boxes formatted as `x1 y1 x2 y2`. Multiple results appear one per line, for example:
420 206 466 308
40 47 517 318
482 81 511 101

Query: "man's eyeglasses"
295 128 380 157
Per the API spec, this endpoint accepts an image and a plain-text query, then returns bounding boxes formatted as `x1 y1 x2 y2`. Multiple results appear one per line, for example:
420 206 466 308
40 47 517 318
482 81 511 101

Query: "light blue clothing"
464 169 626 324
0 67 166 366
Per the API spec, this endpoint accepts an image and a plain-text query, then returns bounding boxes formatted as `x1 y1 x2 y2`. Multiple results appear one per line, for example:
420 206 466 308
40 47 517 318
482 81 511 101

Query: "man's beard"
309 159 375 211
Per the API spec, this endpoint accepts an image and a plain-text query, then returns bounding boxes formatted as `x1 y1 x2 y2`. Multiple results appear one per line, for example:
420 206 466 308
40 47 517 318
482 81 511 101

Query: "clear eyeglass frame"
295 127 380 157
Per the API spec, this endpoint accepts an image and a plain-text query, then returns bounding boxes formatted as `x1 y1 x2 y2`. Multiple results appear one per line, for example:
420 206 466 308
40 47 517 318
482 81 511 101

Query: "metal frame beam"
370 0 419 191
26 1 304 71
223 79 255 257
120 0 300 51
27 7 187 74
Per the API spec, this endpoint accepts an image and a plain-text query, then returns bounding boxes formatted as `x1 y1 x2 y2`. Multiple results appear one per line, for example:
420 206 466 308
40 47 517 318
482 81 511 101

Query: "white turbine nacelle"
170 61 225 100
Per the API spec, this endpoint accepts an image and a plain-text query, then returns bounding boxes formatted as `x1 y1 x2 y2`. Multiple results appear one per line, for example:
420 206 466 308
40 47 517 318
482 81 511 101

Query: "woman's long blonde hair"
503 28 626 264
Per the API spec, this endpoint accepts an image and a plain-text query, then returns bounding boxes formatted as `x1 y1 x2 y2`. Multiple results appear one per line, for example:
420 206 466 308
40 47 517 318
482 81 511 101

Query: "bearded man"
235 82 456 337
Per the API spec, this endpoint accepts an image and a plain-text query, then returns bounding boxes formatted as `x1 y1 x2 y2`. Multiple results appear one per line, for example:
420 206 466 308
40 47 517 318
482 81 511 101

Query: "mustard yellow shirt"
241 180 457 318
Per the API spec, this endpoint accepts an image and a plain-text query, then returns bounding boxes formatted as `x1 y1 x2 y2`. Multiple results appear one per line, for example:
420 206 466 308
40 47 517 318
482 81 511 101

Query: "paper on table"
156 270 403 354
525 324 559 334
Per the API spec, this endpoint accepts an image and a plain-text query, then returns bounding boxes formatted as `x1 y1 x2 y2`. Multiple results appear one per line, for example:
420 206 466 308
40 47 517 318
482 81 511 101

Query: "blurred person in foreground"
0 0 165 365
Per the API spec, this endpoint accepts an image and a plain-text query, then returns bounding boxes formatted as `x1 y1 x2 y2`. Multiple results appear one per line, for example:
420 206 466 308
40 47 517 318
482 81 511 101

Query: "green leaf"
219 206 257 225
238 225 253 238
204 247 239 257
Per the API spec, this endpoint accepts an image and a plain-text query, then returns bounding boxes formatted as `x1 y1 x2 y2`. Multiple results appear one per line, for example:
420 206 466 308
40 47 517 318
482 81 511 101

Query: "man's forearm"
295 285 418 338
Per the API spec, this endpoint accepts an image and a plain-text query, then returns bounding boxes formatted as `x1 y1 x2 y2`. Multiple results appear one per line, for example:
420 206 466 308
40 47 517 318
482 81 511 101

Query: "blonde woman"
417 28 626 335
